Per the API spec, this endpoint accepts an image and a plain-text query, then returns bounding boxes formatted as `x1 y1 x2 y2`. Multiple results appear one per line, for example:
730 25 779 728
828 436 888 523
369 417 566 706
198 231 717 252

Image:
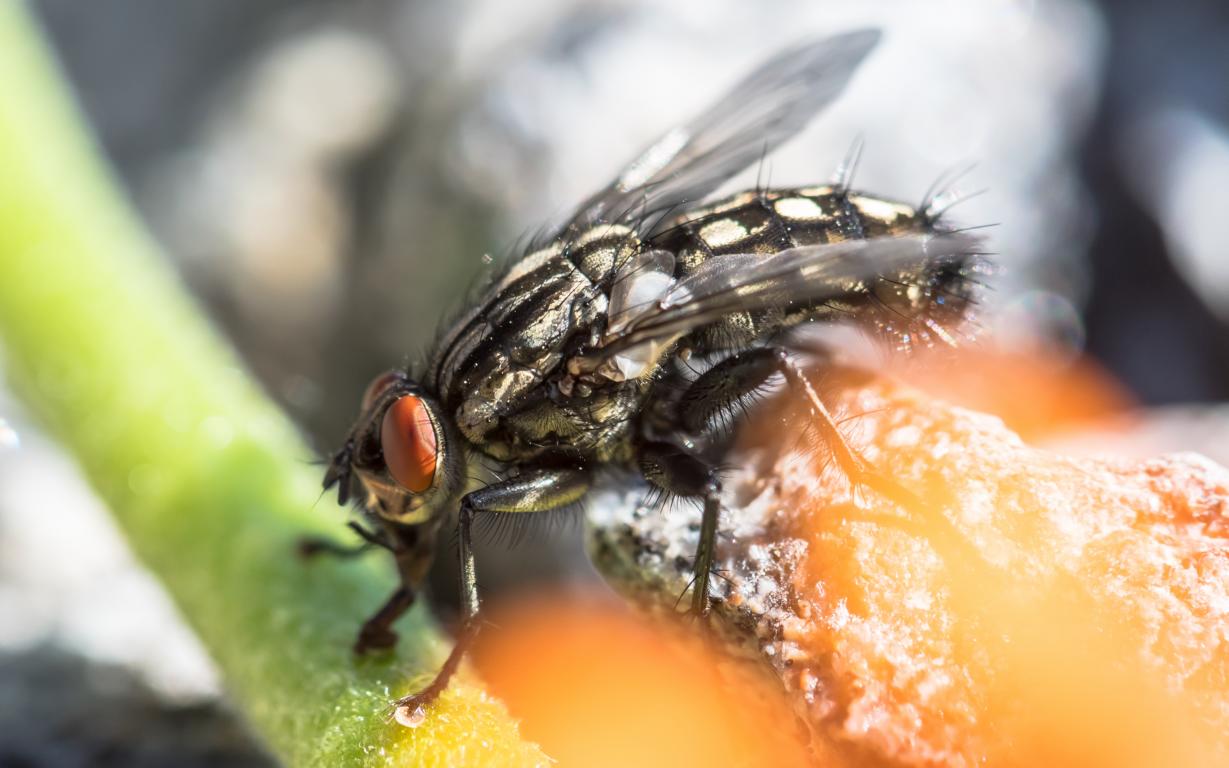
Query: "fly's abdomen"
651 187 976 352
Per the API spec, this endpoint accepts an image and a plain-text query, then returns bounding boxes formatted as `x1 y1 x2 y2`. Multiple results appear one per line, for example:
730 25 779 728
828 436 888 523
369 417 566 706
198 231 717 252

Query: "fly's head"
325 370 465 525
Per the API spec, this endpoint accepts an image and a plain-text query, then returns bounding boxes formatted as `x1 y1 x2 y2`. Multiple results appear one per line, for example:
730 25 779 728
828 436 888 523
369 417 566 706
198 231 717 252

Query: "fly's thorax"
569 223 641 282
477 381 644 464
431 226 645 457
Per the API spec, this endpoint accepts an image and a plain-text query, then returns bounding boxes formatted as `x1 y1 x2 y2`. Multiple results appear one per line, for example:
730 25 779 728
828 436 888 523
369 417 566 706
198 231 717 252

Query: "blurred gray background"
3 0 1229 763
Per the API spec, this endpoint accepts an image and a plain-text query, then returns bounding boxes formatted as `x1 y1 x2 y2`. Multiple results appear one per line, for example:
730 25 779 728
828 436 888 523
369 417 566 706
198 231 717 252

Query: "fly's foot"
296 537 323 559
353 586 415 655
354 623 399 655
386 624 476 727
389 689 439 728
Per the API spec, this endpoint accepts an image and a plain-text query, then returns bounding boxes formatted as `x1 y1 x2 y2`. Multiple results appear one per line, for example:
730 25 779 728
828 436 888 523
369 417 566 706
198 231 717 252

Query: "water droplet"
394 703 426 728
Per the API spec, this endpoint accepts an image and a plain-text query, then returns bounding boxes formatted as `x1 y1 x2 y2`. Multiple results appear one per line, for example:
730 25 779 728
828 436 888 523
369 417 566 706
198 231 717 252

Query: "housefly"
313 28 985 722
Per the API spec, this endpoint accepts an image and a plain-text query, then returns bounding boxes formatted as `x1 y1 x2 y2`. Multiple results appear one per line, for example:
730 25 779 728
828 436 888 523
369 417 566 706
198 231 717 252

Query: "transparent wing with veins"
579 231 984 378
537 28 882 247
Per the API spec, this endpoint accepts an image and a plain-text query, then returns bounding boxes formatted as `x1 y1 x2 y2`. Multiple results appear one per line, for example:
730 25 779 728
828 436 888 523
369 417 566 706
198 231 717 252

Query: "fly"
309 28 986 723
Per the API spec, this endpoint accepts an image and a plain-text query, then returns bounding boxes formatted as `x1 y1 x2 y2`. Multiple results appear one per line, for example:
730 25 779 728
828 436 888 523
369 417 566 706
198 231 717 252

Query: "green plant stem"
0 4 543 765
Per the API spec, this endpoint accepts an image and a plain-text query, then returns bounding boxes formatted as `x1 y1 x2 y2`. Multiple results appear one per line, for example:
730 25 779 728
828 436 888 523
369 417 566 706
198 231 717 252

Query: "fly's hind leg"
770 349 926 511
678 346 968 555
389 466 590 723
680 346 912 497
637 442 723 615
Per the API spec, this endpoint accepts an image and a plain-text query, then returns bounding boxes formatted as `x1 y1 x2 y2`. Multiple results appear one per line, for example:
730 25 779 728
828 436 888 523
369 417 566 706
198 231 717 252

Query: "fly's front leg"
297 520 388 560
389 466 590 723
637 442 722 615
354 520 435 654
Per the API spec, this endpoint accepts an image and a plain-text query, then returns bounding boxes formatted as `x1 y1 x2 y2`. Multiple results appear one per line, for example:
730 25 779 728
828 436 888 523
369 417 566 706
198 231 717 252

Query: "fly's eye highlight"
380 395 438 493
361 370 402 412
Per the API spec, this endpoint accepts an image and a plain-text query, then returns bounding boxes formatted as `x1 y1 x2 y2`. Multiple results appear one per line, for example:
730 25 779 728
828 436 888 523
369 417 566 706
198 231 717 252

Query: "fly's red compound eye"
361 370 402 412
380 395 437 493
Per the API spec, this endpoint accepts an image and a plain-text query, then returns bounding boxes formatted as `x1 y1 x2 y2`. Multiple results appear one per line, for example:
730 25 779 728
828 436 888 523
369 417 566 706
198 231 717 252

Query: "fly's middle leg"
637 441 723 615
389 466 590 722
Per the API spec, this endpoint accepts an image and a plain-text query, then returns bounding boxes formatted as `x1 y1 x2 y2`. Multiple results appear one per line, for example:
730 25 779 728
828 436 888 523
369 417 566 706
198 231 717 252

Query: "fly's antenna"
832 134 866 194
322 439 355 506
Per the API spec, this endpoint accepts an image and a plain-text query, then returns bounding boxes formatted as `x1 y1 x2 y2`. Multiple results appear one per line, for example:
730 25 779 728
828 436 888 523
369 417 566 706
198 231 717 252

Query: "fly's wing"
536 28 881 247
594 231 985 359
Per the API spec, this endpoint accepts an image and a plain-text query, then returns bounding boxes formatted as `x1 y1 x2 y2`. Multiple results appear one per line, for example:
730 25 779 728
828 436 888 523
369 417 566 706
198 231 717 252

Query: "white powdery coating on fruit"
587 380 1229 765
